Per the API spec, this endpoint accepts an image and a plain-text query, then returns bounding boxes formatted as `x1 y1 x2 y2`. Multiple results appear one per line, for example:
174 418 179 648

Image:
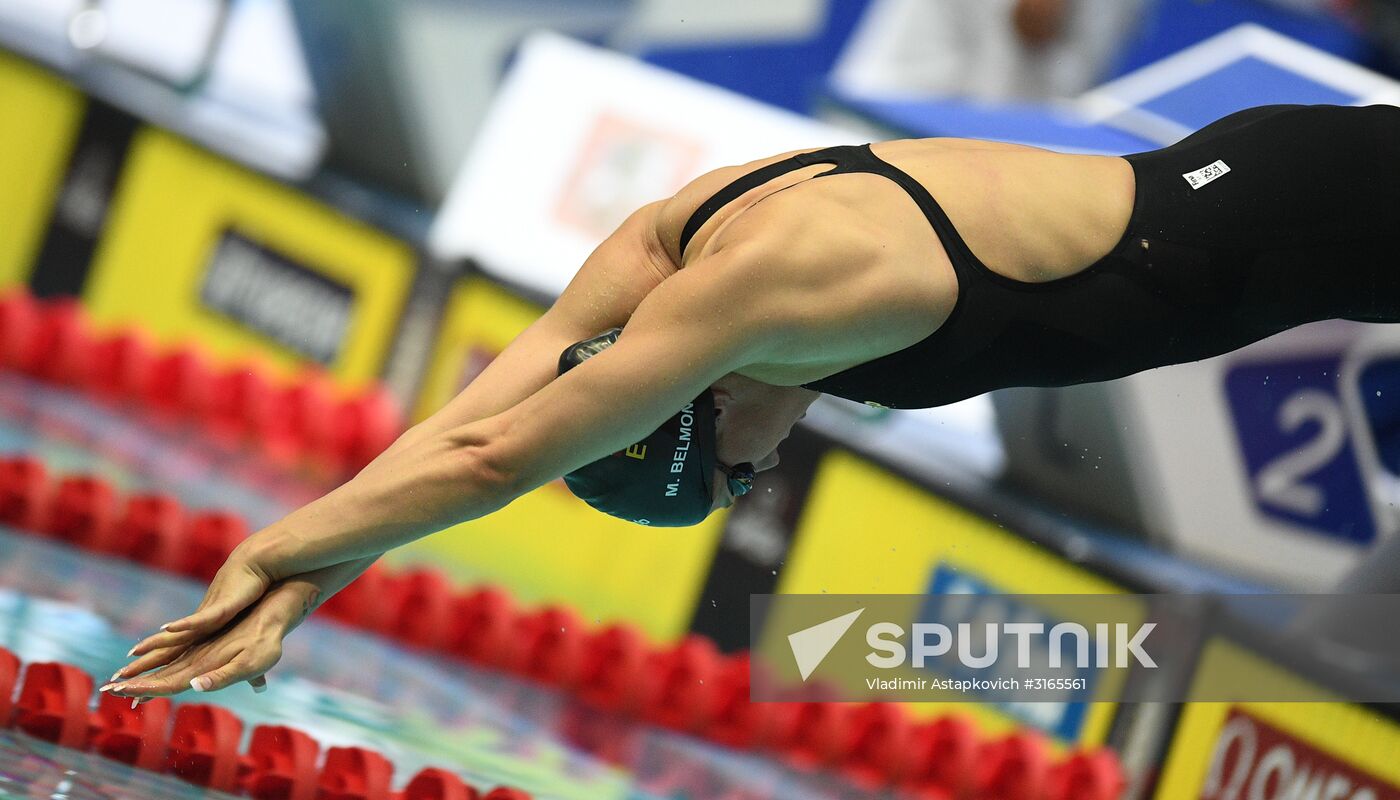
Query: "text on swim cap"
665 403 696 497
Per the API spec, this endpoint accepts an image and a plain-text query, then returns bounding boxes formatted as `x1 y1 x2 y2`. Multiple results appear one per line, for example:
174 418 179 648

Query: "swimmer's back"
655 137 1136 286
646 137 1136 388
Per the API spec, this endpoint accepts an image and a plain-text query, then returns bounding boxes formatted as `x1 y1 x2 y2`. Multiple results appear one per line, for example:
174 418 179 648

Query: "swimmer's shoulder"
654 146 829 267
653 137 1057 259
670 181 941 350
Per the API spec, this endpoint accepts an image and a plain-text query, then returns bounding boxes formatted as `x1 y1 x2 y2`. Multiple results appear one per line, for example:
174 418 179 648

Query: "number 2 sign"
1225 355 1377 545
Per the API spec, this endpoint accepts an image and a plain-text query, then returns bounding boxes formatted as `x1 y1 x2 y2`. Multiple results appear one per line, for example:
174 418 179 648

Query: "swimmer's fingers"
159 549 273 637
108 640 280 698
104 646 213 698
126 628 208 659
109 595 286 698
188 647 280 694
107 644 188 685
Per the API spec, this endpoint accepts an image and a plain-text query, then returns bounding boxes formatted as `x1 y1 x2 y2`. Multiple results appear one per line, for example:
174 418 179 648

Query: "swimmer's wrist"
253 555 380 637
253 580 322 637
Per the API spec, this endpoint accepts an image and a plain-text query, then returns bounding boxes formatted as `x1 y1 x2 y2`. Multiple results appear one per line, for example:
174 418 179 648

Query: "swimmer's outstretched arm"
106 244 790 699
383 200 677 452
109 202 678 682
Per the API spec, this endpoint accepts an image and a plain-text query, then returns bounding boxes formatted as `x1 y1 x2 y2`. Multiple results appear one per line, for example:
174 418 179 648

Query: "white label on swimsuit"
1182 160 1231 189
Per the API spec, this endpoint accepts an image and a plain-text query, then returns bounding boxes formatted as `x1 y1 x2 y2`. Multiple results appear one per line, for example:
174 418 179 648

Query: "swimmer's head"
708 373 818 513
557 330 817 526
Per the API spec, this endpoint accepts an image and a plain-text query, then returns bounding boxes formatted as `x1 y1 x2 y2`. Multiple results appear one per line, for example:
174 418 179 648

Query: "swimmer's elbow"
460 443 522 503
440 418 527 502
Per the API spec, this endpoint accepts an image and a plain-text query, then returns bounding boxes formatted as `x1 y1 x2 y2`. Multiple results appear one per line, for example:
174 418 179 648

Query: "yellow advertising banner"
395 276 726 643
84 128 414 388
413 276 542 422
0 52 84 288
780 450 1125 747
1155 639 1400 799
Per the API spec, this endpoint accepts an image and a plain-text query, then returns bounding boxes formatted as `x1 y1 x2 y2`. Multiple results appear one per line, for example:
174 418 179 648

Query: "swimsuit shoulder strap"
679 145 871 259
678 144 975 271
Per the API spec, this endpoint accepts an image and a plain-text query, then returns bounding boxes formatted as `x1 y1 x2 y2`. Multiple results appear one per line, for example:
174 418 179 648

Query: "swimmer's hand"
112 555 377 698
145 539 277 650
101 578 308 699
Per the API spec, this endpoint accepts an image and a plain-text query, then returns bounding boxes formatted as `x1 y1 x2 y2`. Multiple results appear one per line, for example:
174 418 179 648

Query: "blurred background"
2 1 1400 798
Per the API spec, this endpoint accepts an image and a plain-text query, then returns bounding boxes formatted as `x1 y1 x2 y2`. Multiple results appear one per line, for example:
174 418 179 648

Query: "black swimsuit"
679 104 1400 409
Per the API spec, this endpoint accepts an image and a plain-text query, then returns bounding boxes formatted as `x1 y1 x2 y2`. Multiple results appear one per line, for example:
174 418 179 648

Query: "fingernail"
130 697 139 710
191 677 211 692
111 671 123 681
99 683 116 692
252 681 268 694
126 646 137 657
159 623 171 631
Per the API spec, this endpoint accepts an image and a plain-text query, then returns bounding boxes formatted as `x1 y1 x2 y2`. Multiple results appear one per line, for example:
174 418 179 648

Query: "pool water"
0 530 901 800
0 371 904 799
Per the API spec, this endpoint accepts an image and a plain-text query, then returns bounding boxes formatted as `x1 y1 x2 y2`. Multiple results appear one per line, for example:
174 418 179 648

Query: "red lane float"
45 474 118 550
575 624 649 714
318 746 395 800
243 725 321 800
13 662 95 749
261 374 336 467
777 700 853 771
1048 748 1127 800
321 562 395 632
0 291 40 370
706 653 774 750
0 456 50 530
642 634 722 734
905 714 980 797
398 767 479 800
840 702 916 787
322 388 401 472
112 492 186 568
167 704 246 792
0 648 533 799
143 346 215 419
0 290 405 473
0 647 22 725
206 363 277 446
92 692 172 770
974 731 1052 800
508 605 587 686
386 568 456 650
22 298 91 386
179 510 247 581
86 328 156 402
445 586 518 667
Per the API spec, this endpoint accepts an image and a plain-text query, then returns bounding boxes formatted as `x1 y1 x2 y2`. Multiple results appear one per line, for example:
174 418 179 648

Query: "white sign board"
92 0 224 85
429 32 860 297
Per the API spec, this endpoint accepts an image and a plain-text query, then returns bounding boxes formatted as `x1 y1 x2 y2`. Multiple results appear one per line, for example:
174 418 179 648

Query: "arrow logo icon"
787 608 865 681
